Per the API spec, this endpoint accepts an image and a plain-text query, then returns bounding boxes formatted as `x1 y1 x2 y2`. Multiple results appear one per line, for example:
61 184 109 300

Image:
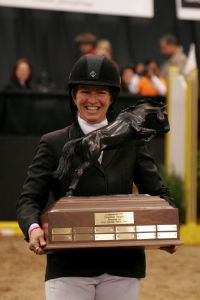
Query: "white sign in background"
176 0 200 20
0 0 154 18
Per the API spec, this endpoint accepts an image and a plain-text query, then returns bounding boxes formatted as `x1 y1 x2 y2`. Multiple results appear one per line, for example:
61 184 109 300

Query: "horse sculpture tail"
54 137 82 180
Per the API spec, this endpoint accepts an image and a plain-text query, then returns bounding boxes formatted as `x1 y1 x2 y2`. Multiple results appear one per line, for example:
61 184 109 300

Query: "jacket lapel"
101 148 117 169
68 121 84 140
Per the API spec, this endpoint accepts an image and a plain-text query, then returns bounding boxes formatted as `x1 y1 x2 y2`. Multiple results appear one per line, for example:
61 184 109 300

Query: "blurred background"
0 0 199 90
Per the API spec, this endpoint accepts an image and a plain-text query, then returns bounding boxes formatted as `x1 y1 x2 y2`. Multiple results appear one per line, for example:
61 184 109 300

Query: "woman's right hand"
29 228 47 255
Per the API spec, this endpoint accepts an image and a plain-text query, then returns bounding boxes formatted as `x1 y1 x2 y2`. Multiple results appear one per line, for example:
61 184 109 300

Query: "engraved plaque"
74 234 94 241
116 233 135 240
52 235 72 242
157 232 178 239
73 227 93 234
95 212 134 225
137 232 156 240
136 225 156 232
52 228 72 235
157 225 177 232
95 226 115 233
116 226 135 233
95 234 115 241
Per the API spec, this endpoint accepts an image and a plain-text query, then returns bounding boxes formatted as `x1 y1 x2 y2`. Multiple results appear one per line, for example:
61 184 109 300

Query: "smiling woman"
73 85 112 123
68 55 121 120
17 55 175 300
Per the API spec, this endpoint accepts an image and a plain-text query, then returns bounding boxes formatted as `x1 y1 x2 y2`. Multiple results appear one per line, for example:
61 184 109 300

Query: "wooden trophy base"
40 194 183 251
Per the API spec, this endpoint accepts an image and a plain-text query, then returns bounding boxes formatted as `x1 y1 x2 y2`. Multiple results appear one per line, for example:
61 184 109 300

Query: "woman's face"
16 62 31 82
74 85 112 123
121 68 134 85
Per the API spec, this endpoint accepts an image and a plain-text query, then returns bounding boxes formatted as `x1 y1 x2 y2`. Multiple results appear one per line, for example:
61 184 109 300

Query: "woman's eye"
81 90 89 94
98 91 107 95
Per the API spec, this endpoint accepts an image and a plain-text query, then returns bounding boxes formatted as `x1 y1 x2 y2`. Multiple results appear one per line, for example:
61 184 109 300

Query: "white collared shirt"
77 113 108 135
77 114 108 164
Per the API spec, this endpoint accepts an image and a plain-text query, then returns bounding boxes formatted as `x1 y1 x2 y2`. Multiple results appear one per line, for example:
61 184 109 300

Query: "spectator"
120 65 139 93
136 61 166 96
96 39 119 70
159 34 187 78
135 63 145 76
74 32 97 56
5 58 32 91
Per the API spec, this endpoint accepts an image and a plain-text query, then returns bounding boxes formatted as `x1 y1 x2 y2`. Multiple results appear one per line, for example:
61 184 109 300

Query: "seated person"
5 58 32 91
120 65 139 94
74 32 97 56
96 39 119 70
135 63 145 76
136 61 166 96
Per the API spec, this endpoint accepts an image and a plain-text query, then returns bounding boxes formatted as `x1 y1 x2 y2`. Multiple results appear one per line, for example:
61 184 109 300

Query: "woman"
5 58 32 91
17 55 174 300
96 39 119 70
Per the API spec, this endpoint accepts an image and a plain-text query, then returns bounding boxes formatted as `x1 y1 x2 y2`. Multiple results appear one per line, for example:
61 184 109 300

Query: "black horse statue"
54 99 169 196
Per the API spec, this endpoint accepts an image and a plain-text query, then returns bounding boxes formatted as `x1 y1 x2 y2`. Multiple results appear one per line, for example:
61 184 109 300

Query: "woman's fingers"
29 228 46 255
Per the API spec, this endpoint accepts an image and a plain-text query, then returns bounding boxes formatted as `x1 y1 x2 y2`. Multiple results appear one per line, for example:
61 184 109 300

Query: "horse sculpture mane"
55 99 169 196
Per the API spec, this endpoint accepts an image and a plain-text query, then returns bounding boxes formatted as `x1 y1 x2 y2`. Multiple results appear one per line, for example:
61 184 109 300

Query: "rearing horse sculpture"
54 99 169 196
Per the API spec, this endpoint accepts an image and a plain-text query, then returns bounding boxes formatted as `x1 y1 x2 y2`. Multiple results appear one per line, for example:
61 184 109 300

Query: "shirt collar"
77 113 108 135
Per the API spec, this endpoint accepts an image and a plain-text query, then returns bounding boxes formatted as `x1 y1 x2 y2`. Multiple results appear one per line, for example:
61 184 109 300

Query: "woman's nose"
87 92 98 103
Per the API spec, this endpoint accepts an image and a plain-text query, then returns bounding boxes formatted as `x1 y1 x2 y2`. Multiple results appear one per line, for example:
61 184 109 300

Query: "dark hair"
160 34 178 46
120 65 135 76
11 58 32 83
74 32 97 46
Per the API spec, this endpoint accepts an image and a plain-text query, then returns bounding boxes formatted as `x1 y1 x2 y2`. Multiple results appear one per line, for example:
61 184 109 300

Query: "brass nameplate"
95 212 134 225
52 228 72 235
52 234 72 241
95 227 115 233
116 233 135 240
116 226 135 233
137 232 156 240
136 225 156 232
73 227 93 234
157 232 177 239
95 234 115 241
157 225 177 232
74 234 94 241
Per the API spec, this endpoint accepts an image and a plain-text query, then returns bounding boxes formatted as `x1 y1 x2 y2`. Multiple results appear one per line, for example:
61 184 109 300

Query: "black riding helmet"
68 55 121 117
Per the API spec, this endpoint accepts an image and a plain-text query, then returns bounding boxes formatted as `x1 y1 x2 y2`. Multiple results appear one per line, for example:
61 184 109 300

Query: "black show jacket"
17 121 174 281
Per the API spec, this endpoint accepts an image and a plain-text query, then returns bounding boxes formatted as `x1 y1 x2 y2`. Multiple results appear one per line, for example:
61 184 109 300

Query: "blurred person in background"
136 60 166 97
159 34 187 79
96 39 119 70
5 58 32 91
135 63 145 76
74 32 97 56
120 65 139 94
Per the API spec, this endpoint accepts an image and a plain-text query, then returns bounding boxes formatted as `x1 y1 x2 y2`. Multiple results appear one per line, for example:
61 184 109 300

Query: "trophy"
41 99 182 250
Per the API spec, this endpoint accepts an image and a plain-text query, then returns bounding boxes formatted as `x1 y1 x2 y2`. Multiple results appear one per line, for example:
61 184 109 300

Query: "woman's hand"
29 227 46 255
